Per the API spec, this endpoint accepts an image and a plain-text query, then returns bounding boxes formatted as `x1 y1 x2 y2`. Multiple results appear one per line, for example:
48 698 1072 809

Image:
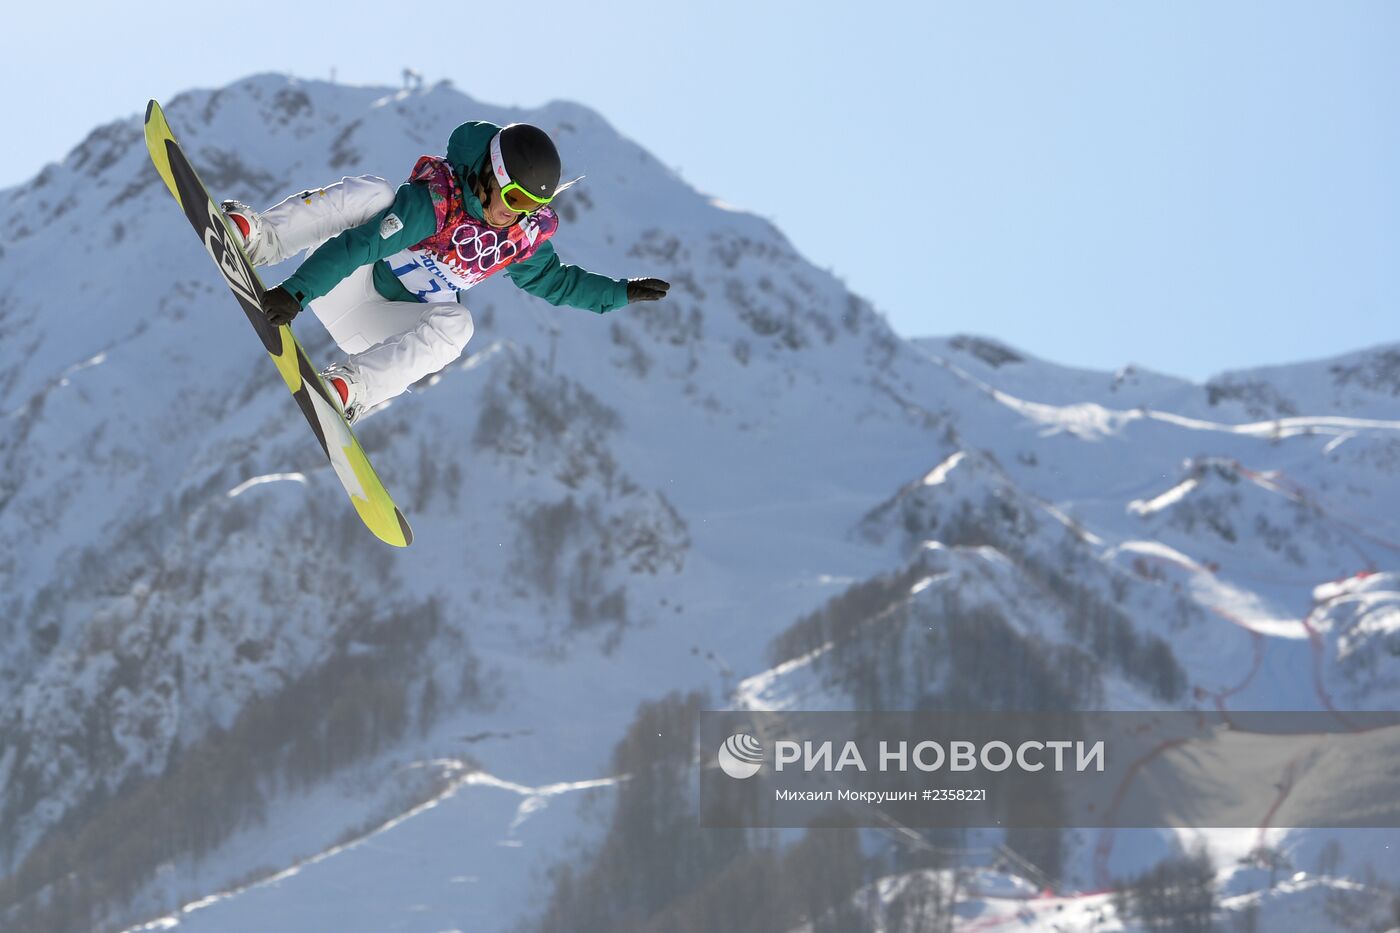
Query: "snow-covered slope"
790 864 1400 933
1208 345 1400 420
0 75 1397 933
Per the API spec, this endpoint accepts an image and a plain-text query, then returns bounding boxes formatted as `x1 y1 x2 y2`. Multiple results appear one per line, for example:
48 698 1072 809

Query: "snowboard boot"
221 200 270 265
321 362 366 425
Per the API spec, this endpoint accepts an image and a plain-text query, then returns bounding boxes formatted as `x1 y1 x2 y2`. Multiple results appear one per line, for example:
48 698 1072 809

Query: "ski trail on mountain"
918 345 1400 440
123 760 623 932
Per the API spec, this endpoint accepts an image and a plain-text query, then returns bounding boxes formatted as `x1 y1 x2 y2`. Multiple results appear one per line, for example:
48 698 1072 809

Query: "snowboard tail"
143 99 413 547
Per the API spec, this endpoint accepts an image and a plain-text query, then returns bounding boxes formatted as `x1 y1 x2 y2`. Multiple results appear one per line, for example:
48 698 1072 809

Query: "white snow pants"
256 176 474 411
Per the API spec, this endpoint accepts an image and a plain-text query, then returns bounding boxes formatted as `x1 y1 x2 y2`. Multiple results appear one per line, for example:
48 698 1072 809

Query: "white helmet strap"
489 132 513 189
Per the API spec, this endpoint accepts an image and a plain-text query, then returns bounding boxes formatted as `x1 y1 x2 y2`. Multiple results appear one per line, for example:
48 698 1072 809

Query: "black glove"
626 277 671 303
261 286 303 327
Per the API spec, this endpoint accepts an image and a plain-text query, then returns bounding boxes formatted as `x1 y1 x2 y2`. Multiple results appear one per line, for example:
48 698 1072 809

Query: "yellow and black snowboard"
143 99 412 547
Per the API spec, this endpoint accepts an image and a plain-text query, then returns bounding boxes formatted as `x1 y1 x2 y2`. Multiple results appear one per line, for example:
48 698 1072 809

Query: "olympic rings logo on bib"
451 224 518 276
398 154 559 295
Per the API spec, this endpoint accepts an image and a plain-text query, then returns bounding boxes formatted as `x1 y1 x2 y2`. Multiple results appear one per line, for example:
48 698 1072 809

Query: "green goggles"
497 179 551 213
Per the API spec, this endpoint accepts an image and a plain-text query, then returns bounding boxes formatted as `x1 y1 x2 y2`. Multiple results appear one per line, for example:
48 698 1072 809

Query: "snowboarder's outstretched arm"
505 240 632 313
506 243 670 312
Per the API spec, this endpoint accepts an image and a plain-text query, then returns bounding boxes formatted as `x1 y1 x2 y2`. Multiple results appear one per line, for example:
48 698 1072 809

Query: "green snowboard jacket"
280 121 630 314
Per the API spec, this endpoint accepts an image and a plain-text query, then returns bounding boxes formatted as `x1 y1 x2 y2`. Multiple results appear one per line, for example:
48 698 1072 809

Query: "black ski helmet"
491 123 561 201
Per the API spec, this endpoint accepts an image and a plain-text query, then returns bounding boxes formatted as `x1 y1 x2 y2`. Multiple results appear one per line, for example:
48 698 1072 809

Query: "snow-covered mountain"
1 75 1398 933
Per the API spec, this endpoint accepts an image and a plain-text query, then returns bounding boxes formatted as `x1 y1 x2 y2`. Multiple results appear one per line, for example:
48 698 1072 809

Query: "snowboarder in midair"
223 120 670 422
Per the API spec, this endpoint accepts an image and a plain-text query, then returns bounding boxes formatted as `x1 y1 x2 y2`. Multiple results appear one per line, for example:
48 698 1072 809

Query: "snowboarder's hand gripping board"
261 286 303 327
143 99 413 547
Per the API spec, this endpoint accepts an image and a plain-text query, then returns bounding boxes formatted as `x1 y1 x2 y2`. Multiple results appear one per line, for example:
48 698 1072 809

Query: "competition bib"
384 155 558 302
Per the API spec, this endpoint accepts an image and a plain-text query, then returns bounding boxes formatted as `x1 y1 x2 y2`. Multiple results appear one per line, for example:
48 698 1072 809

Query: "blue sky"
5 1 1397 381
